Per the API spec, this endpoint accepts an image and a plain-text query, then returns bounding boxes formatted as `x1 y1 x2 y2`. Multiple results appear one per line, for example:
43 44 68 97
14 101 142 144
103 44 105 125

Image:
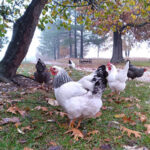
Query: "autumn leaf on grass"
87 130 99 136
7 106 17 114
120 125 141 138
95 112 102 118
48 141 57 146
104 138 111 142
17 128 25 135
0 117 20 125
7 106 26 117
46 98 59 106
144 124 150 134
65 128 84 141
114 113 125 118
55 111 67 118
0 126 3 131
135 112 147 123
24 147 34 150
21 126 33 132
122 116 136 126
34 106 48 112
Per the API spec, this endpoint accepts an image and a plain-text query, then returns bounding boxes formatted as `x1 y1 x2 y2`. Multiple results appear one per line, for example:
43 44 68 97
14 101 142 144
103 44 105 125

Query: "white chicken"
106 61 129 100
50 65 108 137
68 59 76 69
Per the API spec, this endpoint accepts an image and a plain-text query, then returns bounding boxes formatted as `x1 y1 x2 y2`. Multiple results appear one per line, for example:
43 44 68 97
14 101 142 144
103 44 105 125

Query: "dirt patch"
0 75 52 94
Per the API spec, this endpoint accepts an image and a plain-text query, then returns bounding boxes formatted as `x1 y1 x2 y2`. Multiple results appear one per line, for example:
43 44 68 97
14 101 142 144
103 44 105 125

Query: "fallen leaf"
122 116 136 126
99 144 112 150
102 106 107 110
55 111 67 118
47 146 62 150
120 125 141 138
135 112 147 122
0 117 20 125
7 106 17 114
104 138 111 142
123 145 148 150
95 112 102 118
21 126 33 132
48 141 57 146
139 114 147 123
87 130 99 136
18 139 27 144
7 106 26 116
34 106 48 111
17 128 25 134
0 126 3 131
15 122 22 128
47 98 59 106
65 128 84 141
35 132 43 140
24 147 33 150
114 113 125 118
136 104 141 109
144 124 150 134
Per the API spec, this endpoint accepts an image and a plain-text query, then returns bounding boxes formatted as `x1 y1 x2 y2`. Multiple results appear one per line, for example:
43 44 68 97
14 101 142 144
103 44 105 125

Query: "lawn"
0 62 150 150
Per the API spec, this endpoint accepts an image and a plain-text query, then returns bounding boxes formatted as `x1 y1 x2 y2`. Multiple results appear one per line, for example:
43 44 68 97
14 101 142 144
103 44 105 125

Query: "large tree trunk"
110 31 124 63
0 0 47 82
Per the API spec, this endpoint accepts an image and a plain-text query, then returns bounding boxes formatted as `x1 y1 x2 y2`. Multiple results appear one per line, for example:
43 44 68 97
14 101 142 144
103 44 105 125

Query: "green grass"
131 61 150 67
0 63 150 150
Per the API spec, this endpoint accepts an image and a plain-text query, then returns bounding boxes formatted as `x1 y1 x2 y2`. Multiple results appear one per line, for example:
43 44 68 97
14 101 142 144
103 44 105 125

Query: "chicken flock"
48 59 147 139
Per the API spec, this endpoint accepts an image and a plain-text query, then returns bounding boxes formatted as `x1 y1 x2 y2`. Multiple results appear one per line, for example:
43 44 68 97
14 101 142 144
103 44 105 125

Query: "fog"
0 28 150 63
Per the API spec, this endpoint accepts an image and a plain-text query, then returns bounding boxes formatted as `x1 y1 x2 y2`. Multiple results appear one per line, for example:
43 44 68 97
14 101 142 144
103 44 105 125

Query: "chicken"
50 65 108 138
127 60 147 80
34 58 51 84
78 66 108 92
106 61 129 100
68 59 76 69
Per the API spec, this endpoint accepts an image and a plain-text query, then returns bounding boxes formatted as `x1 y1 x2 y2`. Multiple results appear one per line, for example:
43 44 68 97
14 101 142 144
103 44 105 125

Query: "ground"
0 58 150 150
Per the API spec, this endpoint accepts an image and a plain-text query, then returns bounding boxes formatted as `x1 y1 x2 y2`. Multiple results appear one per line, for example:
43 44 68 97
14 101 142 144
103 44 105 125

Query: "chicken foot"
66 119 84 141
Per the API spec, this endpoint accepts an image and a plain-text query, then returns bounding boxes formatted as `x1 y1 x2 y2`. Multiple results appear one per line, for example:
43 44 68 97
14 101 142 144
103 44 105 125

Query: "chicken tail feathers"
92 65 108 95
124 61 129 72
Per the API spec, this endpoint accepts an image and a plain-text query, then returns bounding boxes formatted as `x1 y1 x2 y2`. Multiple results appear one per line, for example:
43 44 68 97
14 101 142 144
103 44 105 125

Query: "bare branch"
120 21 150 32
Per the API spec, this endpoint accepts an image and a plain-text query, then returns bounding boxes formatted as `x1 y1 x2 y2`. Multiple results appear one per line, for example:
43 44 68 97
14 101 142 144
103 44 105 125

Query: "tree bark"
57 33 60 59
69 30 73 58
0 0 47 81
80 24 84 58
110 31 124 63
74 9 77 58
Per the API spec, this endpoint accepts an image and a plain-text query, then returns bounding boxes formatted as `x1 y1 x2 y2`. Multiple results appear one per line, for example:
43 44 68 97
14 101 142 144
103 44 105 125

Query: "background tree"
0 0 149 82
76 0 150 63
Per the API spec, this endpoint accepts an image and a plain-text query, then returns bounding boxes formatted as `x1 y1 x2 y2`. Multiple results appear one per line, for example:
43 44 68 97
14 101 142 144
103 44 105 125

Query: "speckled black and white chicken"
50 65 108 131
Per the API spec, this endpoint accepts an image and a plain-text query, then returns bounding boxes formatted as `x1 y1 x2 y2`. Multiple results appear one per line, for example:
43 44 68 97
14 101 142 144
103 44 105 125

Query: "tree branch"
53 0 89 8
120 21 150 32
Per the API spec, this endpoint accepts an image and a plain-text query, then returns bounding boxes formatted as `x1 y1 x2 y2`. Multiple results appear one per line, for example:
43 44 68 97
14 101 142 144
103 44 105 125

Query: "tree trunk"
80 24 84 59
0 0 47 81
74 9 77 58
97 45 100 58
110 31 124 63
69 30 72 58
57 34 60 59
